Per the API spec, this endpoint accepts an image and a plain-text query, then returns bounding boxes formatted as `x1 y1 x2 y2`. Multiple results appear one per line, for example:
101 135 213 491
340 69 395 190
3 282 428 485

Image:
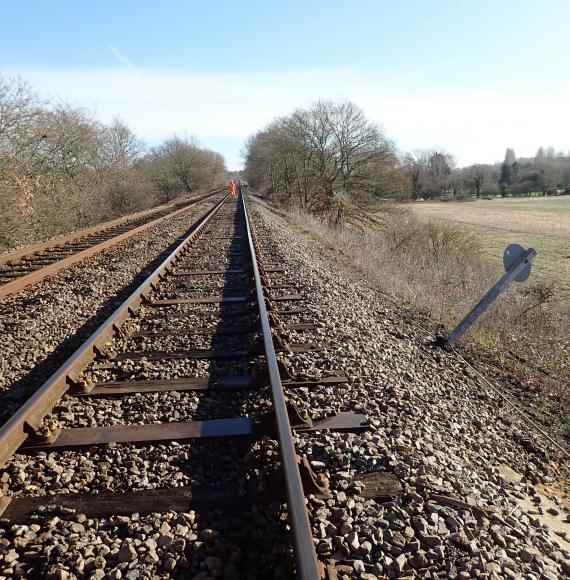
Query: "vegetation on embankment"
0 74 227 251
272 195 570 412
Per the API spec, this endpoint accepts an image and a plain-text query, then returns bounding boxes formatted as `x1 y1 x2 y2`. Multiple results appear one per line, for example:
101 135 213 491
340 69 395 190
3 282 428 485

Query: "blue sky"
2 0 569 169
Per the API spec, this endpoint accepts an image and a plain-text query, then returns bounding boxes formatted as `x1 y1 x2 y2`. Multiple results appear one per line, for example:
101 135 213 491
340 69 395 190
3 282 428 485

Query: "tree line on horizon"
404 145 570 200
0 74 227 250
244 100 570 216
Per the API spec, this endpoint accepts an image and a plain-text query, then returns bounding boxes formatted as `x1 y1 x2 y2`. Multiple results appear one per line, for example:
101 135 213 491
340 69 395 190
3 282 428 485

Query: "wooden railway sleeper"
0 462 330 524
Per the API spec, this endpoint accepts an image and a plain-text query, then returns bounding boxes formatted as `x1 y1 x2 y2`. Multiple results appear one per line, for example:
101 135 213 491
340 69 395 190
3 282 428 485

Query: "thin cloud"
108 45 137 72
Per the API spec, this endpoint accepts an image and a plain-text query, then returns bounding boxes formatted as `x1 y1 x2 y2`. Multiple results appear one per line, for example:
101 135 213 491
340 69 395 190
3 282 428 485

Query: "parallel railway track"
0 189 225 301
0 193 368 579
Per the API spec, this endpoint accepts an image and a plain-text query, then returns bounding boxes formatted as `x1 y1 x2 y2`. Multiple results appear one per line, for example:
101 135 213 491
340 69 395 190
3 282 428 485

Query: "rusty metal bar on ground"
240 192 321 580
0 188 225 301
0 195 229 468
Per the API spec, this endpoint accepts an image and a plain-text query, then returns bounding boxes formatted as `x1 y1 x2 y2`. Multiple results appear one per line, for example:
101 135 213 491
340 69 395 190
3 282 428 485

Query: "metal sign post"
445 244 537 345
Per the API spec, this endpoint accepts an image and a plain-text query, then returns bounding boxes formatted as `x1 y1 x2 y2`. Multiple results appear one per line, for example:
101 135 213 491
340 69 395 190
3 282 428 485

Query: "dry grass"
410 197 570 302
280 201 570 409
410 196 570 237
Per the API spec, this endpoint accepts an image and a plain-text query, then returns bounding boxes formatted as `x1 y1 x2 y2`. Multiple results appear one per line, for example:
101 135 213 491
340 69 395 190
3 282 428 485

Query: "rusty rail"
241 192 321 580
0 194 229 468
0 188 225 301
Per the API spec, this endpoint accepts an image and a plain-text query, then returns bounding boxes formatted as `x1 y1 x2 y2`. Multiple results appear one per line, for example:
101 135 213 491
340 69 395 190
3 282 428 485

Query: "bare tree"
244 100 402 214
0 75 41 240
0 73 227 250
427 150 455 197
467 165 486 197
148 136 226 202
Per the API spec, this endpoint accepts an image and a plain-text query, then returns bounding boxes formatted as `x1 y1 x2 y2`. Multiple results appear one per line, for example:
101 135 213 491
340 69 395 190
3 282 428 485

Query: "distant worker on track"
237 179 242 196
228 180 237 198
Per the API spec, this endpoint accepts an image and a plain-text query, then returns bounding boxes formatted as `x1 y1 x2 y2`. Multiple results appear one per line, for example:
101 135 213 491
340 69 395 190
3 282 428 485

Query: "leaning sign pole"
445 244 537 345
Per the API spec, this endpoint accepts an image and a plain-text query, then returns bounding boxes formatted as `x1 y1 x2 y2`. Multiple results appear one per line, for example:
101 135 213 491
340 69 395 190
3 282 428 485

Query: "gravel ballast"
0 195 224 424
0 195 568 579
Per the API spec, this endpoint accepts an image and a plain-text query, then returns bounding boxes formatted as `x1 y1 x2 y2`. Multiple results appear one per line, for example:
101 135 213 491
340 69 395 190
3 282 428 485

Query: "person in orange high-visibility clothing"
227 180 237 198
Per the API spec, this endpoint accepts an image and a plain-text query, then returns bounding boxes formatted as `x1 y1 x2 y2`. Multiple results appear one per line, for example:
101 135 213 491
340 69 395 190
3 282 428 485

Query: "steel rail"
240 192 320 580
0 188 225 268
0 188 226 301
0 205 171 268
0 194 229 468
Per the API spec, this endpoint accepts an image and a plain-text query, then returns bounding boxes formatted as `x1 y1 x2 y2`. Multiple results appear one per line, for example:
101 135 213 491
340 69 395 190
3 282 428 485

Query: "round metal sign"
503 243 531 282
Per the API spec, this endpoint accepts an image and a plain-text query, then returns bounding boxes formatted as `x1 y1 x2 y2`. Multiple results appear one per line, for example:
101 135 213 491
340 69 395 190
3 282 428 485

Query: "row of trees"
396 146 570 200
496 147 570 197
0 74 227 250
244 101 407 215
403 146 570 200
245 100 570 207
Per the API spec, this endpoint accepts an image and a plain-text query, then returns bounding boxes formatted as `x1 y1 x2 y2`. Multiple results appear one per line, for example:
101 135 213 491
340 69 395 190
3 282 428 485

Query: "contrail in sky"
108 44 137 72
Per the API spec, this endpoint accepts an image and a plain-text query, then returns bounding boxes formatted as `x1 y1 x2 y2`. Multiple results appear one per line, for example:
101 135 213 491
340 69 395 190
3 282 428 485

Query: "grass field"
409 196 570 297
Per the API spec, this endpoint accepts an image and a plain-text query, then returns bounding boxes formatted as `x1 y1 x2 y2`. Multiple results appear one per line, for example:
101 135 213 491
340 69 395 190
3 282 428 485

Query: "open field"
409 196 570 297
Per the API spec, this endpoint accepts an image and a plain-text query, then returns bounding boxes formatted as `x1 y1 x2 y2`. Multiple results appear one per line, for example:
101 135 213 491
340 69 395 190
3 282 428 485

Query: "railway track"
0 193 368 579
0 189 224 301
